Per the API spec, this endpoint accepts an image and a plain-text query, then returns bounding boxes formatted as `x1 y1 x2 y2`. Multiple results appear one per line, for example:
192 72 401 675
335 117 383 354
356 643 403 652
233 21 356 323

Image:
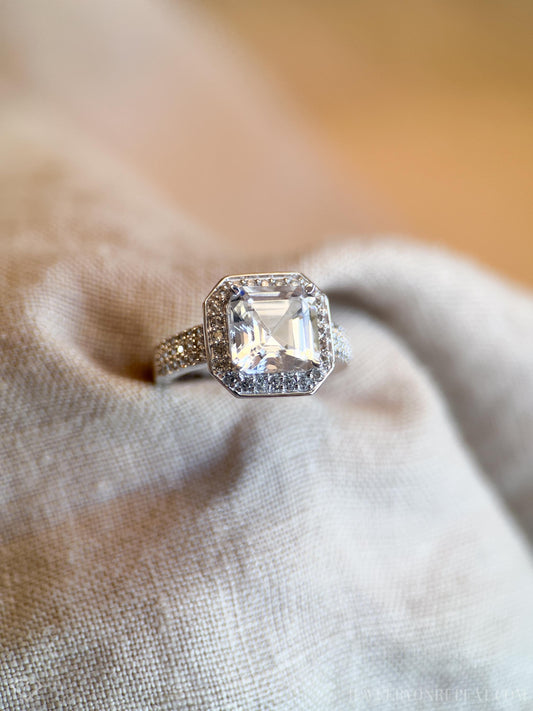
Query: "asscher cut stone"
227 282 321 374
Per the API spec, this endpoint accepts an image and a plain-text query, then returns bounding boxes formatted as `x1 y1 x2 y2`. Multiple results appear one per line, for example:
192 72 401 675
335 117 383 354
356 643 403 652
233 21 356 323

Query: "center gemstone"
227 282 321 374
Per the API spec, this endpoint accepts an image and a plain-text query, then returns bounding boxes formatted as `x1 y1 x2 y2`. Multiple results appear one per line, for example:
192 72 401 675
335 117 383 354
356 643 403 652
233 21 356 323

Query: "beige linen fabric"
1 112 533 710
1 2 533 709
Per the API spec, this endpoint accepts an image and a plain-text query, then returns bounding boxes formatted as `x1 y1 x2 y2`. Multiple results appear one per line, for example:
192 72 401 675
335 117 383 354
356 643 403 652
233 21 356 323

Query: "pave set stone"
331 324 352 365
154 325 206 380
204 273 334 396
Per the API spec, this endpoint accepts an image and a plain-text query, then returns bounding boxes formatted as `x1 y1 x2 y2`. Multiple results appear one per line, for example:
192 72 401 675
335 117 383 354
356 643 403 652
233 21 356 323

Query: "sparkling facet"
226 282 321 375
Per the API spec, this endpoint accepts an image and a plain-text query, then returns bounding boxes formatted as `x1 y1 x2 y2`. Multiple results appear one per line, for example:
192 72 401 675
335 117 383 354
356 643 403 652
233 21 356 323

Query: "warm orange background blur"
199 0 533 287
2 1 531 286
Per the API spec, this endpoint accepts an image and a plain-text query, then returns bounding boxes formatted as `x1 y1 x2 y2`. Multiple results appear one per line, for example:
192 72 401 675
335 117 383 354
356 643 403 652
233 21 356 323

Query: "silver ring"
153 272 351 397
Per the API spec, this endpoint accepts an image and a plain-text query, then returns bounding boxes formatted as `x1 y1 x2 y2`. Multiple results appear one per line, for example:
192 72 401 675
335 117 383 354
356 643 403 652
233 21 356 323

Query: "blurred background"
1 0 532 285
198 0 533 286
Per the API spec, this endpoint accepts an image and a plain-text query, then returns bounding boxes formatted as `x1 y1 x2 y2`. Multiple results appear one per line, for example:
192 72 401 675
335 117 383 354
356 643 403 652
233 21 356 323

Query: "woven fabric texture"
1 110 533 710
1 0 533 707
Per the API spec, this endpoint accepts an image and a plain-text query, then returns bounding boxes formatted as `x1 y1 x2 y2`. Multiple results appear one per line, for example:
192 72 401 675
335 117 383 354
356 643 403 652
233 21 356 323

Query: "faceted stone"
222 372 239 389
283 373 298 392
239 374 254 393
268 373 284 393
253 374 270 394
297 374 313 391
227 282 321 375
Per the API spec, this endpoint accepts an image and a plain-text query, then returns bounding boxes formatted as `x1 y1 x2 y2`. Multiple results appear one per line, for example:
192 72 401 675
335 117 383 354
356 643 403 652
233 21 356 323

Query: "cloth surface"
1 112 533 710
1 1 533 709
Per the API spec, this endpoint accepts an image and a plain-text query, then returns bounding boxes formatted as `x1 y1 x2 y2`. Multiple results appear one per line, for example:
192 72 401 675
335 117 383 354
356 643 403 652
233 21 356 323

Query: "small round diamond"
239 375 254 394
254 375 269 394
297 374 313 392
223 372 239 388
268 373 284 393
283 373 298 392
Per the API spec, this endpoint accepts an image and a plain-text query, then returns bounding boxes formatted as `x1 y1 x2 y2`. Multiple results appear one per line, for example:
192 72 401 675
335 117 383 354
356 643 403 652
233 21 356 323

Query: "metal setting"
154 272 351 397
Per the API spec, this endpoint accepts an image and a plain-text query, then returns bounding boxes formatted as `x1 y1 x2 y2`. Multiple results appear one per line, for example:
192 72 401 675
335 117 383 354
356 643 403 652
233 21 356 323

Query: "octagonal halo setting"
203 273 335 397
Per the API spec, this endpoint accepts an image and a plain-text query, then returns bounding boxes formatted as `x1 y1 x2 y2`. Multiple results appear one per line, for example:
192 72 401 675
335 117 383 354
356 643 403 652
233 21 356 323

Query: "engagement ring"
154 272 351 397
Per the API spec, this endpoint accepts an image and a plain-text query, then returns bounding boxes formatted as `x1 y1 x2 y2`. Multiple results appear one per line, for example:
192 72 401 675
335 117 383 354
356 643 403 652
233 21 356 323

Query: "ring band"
154 272 351 397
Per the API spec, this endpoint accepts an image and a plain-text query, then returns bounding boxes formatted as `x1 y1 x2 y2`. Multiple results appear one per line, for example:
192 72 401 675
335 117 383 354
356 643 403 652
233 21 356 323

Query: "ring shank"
154 323 350 385
154 325 207 385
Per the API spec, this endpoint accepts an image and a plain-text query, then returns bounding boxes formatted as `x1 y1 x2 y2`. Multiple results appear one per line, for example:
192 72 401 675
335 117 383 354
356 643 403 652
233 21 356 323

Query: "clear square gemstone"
227 282 321 374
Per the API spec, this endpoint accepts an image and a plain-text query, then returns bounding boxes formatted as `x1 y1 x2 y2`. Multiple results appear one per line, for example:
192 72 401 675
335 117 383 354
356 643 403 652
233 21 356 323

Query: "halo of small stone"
203 272 335 397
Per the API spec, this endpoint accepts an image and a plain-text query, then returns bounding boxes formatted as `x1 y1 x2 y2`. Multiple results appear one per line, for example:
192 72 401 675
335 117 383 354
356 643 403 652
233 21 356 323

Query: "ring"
153 272 351 397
